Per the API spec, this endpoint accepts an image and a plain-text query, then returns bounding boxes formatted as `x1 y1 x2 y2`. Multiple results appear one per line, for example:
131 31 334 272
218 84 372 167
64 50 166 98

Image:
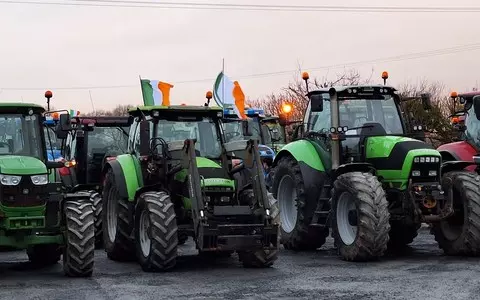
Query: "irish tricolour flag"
140 79 174 106
213 72 246 119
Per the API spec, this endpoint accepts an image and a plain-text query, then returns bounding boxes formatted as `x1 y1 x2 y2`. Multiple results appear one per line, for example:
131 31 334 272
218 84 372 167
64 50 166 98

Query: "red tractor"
437 91 480 171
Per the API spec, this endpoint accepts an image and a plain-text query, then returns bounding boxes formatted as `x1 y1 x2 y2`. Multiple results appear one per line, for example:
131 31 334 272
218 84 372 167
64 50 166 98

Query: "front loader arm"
181 139 205 233
244 139 271 213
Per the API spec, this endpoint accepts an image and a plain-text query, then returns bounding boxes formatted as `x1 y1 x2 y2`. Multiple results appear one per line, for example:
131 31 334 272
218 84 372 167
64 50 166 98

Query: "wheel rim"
336 192 358 245
278 175 297 233
139 210 151 257
106 188 118 243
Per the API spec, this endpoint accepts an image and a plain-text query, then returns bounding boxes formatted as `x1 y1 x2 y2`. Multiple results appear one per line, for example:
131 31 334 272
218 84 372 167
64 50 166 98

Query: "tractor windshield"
156 117 222 159
261 121 286 145
0 114 43 158
307 94 404 135
464 105 480 148
87 126 129 155
223 118 262 143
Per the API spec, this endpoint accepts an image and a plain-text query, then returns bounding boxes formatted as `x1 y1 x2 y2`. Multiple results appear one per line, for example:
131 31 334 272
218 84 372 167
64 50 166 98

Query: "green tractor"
101 105 278 271
0 103 95 276
272 74 480 261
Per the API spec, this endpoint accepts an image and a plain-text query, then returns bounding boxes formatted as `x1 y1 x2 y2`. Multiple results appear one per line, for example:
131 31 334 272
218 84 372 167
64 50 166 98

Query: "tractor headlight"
412 170 421 177
0 174 21 186
428 170 437 177
413 156 440 163
31 174 48 185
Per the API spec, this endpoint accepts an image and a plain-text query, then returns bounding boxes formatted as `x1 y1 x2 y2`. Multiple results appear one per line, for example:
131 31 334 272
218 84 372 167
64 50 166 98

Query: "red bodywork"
437 141 477 171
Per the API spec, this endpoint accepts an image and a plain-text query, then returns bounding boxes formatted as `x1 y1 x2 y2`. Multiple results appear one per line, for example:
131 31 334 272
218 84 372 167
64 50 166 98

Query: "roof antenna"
89 90 96 115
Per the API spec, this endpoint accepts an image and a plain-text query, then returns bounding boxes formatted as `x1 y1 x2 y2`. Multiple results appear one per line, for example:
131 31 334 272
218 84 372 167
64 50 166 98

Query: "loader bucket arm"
181 139 205 230
245 139 271 213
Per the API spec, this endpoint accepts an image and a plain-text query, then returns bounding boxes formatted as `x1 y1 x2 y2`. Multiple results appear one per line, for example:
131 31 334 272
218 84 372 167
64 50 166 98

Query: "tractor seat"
358 122 387 160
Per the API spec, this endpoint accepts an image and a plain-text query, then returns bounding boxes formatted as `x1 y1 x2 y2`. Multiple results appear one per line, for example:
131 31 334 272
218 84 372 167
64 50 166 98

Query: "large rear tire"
135 191 178 272
63 198 95 277
432 171 480 256
332 172 390 261
272 156 328 250
102 168 135 261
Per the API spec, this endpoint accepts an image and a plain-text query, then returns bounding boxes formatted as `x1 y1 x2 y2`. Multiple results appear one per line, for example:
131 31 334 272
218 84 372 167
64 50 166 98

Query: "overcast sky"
0 0 478 112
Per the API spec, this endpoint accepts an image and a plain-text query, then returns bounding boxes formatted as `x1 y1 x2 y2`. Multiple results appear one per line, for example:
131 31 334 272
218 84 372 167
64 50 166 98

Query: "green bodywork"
0 156 47 175
0 103 64 249
116 153 235 201
275 135 441 190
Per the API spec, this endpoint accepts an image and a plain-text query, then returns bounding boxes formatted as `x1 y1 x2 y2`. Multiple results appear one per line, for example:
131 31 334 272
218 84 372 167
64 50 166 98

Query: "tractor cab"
303 86 411 166
437 91 480 169
60 116 131 189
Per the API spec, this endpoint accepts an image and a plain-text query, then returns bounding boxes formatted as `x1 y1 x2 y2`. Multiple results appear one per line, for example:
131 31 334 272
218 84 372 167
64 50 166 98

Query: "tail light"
105 156 116 161
59 159 76 176
59 167 70 176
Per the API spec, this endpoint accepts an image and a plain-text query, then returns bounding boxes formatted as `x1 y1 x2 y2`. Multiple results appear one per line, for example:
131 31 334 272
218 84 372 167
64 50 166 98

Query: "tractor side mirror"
421 93 432 110
59 113 71 131
241 120 252 137
473 96 480 121
139 120 151 156
55 125 68 139
309 94 324 112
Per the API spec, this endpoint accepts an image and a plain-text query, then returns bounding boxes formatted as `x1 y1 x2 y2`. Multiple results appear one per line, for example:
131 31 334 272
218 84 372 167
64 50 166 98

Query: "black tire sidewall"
134 196 152 266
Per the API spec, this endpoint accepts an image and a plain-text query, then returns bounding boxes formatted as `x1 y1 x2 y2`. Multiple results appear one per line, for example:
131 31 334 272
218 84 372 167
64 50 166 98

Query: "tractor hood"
196 157 235 189
174 157 235 189
0 156 47 175
365 136 440 188
365 136 435 160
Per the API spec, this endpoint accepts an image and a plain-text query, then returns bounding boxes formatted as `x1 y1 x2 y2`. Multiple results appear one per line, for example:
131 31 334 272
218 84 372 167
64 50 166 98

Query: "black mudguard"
103 160 129 200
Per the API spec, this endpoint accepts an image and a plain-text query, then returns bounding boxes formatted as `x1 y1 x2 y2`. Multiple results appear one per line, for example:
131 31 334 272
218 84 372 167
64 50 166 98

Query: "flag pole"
139 75 146 105
222 58 225 108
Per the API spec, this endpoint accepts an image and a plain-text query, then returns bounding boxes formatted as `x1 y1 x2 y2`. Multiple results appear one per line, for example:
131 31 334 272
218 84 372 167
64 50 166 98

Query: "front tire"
63 198 95 277
135 191 178 272
272 156 328 250
432 171 480 256
102 168 135 261
332 172 390 261
86 190 103 249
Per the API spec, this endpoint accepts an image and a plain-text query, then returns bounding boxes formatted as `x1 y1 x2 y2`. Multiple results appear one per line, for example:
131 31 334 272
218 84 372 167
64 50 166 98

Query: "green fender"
104 154 143 202
273 140 325 172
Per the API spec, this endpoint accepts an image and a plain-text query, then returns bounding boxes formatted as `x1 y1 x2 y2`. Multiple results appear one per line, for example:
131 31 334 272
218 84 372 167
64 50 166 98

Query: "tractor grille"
410 156 441 183
0 176 48 207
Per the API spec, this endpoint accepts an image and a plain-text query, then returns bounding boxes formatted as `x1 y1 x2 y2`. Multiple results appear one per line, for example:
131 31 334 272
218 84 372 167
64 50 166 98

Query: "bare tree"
82 104 134 117
397 79 456 146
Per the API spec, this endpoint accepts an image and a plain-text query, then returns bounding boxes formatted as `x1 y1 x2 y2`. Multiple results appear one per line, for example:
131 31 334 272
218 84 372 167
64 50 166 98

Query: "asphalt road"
1 227 479 300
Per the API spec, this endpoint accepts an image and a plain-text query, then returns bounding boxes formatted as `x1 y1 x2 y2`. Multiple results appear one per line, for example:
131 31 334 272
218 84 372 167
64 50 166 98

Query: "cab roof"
308 85 398 98
129 105 224 120
0 102 45 113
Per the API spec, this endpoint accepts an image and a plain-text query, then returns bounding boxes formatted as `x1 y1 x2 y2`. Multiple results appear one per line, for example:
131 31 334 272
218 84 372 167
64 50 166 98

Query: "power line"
2 42 480 91
1 0 480 12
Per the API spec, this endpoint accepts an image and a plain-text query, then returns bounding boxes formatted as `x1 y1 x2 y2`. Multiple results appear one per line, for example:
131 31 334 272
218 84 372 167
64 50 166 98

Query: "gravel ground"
0 228 479 300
